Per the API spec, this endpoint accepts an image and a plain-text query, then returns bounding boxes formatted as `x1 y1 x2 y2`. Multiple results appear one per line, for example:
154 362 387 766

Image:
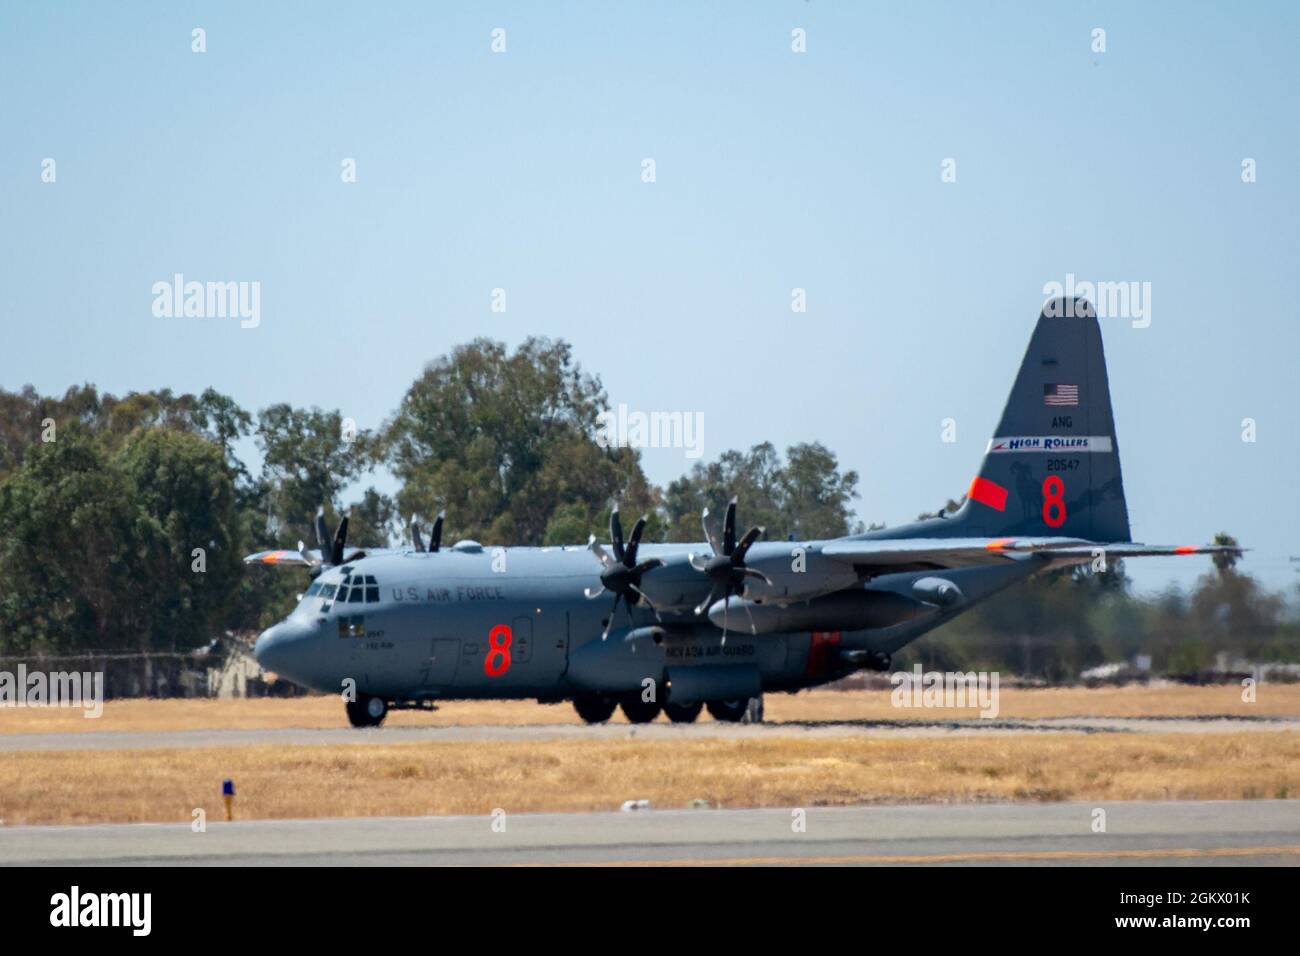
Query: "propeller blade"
331 516 349 566
627 583 661 619
732 525 763 564
624 516 647 566
694 584 722 617
688 552 709 573
583 586 607 599
314 508 330 553
632 558 664 576
429 511 444 553
602 592 622 641
740 599 759 636
740 566 774 586
610 506 625 563
588 536 616 569
411 521 425 552
722 497 737 555
701 508 722 557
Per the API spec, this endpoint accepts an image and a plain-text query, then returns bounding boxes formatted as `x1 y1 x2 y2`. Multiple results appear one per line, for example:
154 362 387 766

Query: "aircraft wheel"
572 695 617 724
619 696 662 724
346 694 388 728
664 700 703 723
706 698 749 723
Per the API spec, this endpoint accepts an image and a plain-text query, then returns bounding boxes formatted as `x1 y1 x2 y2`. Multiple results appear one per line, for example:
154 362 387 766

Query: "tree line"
1 336 1296 676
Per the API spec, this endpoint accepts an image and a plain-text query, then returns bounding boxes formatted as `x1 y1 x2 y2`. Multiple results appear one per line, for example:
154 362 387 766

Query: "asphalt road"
1 715 1295 752
2 801 1297 866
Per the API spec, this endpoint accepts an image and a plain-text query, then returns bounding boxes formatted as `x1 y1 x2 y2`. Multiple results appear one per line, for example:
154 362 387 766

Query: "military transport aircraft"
248 300 1233 727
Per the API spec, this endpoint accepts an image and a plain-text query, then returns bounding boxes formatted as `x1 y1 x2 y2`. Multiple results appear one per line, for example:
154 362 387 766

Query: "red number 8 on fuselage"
484 624 513 676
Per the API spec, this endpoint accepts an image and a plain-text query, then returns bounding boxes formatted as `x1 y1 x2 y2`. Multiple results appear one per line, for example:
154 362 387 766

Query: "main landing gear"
573 694 618 724
572 694 764 724
619 696 662 723
705 697 765 723
346 693 389 728
664 700 703 723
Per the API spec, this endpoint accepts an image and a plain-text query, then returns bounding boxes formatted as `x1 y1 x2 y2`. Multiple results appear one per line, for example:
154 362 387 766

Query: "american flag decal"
1044 383 1079 406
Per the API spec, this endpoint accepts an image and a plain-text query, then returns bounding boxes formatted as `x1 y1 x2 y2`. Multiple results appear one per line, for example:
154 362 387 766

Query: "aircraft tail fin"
952 298 1132 542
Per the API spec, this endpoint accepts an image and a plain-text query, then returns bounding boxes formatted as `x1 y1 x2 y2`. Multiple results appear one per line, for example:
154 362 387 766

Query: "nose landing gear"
346 693 389 728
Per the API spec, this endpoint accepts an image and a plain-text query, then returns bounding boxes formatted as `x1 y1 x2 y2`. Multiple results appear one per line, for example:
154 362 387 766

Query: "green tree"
0 431 136 652
256 404 375 546
664 441 859 541
385 337 652 545
115 427 243 650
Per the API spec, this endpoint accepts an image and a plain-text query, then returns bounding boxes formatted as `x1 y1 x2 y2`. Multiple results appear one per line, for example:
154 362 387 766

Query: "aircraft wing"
243 546 398 568
820 537 1237 573
244 548 320 568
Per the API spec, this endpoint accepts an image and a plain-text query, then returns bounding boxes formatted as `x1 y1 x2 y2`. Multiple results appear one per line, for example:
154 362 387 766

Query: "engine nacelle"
911 576 965 607
707 589 928 635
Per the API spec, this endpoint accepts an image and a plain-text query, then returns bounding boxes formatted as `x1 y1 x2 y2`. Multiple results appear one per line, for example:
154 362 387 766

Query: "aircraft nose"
254 619 316 680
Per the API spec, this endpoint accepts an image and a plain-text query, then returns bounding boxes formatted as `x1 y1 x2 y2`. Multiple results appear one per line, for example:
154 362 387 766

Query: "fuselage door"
426 638 460 689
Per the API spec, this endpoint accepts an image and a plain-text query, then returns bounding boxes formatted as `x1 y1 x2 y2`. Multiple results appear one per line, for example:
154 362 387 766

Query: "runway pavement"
2 800 1296 866
1 714 1295 751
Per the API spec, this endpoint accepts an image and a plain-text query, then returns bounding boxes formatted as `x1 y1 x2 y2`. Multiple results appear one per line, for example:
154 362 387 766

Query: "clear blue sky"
2 2 1297 595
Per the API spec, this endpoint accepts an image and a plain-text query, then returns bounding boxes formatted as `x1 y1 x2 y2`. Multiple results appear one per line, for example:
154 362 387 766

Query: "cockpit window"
303 581 323 599
321 574 379 606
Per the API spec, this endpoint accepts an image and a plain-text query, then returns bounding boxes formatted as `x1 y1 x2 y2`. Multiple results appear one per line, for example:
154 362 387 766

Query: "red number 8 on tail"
1041 476 1066 528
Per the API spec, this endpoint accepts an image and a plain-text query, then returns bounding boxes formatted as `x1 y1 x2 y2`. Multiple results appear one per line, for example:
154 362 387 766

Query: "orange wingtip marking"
985 538 1013 551
1174 545 1198 555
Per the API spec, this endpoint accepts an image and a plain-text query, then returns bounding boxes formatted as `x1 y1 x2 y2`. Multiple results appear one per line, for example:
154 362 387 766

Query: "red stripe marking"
805 631 842 678
1174 545 1198 555
968 476 1009 512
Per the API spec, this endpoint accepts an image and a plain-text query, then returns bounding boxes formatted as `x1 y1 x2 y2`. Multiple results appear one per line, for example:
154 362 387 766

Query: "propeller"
313 506 350 569
688 496 771 643
584 506 664 640
411 511 445 553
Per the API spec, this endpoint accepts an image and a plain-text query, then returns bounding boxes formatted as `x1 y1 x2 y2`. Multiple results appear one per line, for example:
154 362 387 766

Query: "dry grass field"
2 685 1294 826
2 683 1296 735
0 731 1295 826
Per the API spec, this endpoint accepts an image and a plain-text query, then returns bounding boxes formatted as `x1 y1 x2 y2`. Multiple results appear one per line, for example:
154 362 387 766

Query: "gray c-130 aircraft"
249 300 1234 727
